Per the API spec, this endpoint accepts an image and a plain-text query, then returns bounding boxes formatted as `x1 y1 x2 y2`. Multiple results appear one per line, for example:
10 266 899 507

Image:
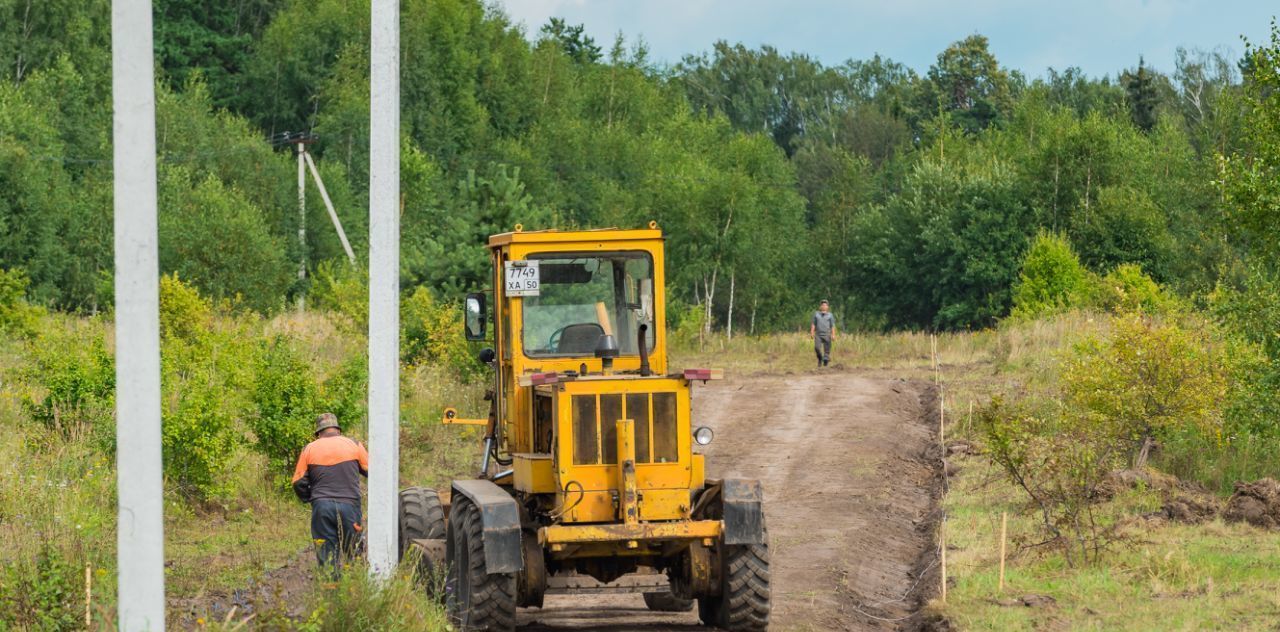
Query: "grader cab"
399 224 770 632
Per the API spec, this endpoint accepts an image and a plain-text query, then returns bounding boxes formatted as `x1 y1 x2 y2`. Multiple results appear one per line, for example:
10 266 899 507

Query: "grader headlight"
693 426 714 446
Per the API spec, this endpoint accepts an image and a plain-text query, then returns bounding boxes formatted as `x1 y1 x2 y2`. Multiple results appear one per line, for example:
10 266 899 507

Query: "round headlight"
693 426 714 446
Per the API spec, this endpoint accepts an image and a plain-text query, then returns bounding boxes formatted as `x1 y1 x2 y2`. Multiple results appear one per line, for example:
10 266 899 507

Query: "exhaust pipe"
638 324 651 377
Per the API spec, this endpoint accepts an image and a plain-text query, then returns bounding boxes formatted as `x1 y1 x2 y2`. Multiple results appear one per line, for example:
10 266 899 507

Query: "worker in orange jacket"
292 413 369 573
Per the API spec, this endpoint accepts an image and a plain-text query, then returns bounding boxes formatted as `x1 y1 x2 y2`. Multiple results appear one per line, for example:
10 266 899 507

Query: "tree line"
0 0 1274 331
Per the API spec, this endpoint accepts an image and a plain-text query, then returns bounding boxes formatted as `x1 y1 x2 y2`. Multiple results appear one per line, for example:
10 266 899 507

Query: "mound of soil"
1223 478 1280 529
1160 495 1219 524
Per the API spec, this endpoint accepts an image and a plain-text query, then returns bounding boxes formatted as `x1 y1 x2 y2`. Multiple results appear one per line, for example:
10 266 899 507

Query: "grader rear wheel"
697 538 771 632
446 497 517 632
642 591 695 612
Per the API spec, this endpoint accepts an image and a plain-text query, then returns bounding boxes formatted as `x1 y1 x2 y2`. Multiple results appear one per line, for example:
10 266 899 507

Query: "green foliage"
0 545 80 631
980 397 1124 565
0 267 44 335
848 159 1036 329
1073 186 1175 279
1061 314 1227 468
161 361 239 501
1122 57 1163 132
401 287 482 380
1011 231 1092 319
21 320 115 449
310 260 368 330
159 272 213 340
1094 264 1178 314
924 34 1014 132
249 337 321 476
158 168 291 312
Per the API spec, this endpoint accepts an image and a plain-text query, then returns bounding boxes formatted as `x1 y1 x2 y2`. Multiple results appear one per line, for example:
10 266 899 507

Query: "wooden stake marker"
999 512 1008 592
940 521 947 604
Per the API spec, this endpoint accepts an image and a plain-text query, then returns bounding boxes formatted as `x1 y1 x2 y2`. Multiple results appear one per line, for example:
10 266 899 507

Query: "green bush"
401 286 482 380
1094 263 1177 314
21 321 115 449
0 545 80 631
0 267 44 336
249 336 321 477
1061 314 1226 469
161 365 239 501
980 397 1124 566
310 260 368 330
1010 231 1093 319
159 272 213 340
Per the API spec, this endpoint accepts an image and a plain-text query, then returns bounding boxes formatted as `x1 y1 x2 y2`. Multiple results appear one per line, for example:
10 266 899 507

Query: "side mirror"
465 293 486 341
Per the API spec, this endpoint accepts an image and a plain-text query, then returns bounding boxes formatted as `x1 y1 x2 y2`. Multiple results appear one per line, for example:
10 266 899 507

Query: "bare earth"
520 371 943 632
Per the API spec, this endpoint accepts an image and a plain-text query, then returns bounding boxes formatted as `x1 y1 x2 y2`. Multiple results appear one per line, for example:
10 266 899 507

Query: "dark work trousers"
311 498 362 575
815 335 831 366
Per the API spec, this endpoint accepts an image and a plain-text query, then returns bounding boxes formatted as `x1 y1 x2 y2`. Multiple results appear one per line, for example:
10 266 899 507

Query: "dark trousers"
311 498 362 574
815 335 831 365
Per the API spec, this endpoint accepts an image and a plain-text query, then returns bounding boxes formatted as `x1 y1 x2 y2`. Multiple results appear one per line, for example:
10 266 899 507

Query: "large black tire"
398 487 446 561
643 591 695 612
446 497 517 632
697 538 771 632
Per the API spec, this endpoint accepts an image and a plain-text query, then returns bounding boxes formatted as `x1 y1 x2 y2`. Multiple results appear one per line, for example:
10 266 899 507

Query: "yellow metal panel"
639 488 691 521
559 490 616 523
691 454 705 488
513 453 556 493
540 519 721 546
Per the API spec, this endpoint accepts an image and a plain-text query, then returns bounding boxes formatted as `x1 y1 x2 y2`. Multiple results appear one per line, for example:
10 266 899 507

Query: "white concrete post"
111 0 165 628
297 143 307 310
367 0 401 580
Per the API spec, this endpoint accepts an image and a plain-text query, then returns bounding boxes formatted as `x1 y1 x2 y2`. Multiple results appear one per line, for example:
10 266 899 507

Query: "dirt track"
520 371 943 631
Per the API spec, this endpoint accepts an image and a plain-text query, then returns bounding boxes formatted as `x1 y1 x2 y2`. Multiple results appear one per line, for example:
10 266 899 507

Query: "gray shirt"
812 311 834 337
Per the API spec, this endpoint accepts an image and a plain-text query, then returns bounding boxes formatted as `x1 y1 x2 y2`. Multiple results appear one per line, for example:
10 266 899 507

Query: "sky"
492 0 1278 78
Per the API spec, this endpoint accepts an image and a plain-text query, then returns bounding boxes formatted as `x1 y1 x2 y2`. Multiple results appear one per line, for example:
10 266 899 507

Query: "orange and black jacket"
291 435 369 503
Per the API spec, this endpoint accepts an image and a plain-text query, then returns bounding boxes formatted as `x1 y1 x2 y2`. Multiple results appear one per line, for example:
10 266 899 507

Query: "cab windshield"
521 252 656 358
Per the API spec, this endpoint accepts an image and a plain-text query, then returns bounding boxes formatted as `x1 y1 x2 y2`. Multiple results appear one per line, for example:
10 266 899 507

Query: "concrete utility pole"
367 0 401 580
111 0 165 628
291 134 313 310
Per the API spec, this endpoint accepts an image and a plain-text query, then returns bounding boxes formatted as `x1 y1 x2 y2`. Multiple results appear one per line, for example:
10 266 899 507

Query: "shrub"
0 267 44 336
310 260 368 330
1010 231 1093 319
1061 314 1227 469
401 287 482 381
161 365 239 501
249 336 321 477
980 397 1125 566
0 545 80 631
21 321 115 449
159 273 212 340
1094 263 1177 314
669 302 706 349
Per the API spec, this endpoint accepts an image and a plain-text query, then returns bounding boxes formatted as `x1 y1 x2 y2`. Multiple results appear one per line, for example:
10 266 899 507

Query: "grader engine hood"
515 373 713 525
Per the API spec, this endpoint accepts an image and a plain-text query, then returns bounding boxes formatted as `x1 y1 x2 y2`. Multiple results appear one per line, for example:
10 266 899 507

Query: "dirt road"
520 371 943 631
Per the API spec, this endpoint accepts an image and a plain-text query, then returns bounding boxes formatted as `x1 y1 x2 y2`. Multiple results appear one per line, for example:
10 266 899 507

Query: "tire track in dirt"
520 371 942 631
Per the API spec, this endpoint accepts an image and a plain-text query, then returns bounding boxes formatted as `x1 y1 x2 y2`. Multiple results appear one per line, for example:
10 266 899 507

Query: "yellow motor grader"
399 224 770 631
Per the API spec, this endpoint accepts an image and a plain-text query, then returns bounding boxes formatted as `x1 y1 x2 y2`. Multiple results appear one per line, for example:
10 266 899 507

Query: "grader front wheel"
697 538 771 632
446 497 517 632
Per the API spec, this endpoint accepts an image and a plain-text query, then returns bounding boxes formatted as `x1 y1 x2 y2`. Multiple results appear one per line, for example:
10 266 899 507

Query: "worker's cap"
819 299 829 305
315 412 340 435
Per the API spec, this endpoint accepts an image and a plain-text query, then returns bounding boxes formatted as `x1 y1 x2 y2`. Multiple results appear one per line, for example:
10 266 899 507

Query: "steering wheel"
549 326 568 351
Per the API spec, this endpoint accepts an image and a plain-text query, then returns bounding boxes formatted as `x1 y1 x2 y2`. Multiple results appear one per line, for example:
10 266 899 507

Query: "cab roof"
487 226 663 248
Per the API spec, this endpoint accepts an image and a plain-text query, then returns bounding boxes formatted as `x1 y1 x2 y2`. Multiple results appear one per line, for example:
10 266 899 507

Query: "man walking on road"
292 413 369 574
811 299 836 367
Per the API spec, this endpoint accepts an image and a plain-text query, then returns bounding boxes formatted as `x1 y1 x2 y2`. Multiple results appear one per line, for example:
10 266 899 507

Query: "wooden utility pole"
367 0 401 580
111 0 166 627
